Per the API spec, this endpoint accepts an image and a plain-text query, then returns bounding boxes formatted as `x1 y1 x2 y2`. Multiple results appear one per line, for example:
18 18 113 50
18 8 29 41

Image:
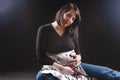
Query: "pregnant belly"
47 50 76 65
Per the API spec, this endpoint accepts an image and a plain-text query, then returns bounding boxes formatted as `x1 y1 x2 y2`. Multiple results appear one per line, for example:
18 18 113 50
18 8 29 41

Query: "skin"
52 9 81 75
62 9 76 27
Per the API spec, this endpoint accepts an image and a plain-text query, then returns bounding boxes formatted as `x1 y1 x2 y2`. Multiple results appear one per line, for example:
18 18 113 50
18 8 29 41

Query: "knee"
36 72 44 80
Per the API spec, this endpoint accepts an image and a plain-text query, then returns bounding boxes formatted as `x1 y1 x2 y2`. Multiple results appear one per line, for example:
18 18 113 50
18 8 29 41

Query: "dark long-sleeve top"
36 23 81 68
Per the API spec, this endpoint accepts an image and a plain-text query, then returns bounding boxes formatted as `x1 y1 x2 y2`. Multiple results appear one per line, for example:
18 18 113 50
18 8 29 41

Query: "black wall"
0 0 120 72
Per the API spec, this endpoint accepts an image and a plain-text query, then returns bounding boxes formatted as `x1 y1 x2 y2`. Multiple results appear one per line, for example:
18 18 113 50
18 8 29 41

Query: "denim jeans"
36 72 59 80
36 63 120 80
81 63 120 80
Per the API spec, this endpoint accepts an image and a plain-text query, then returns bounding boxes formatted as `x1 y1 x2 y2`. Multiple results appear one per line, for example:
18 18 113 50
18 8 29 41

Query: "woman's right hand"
52 62 74 75
62 66 74 75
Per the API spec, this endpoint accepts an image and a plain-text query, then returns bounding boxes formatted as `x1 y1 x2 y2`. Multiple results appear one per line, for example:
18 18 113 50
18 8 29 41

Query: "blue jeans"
36 72 59 80
81 63 120 80
36 63 120 80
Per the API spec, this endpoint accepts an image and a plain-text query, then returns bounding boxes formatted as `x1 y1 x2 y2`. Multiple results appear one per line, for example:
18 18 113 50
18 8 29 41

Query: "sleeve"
73 27 81 54
36 26 54 67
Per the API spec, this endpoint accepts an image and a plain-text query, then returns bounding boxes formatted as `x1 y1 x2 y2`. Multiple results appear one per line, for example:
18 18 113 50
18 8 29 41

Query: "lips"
64 20 71 25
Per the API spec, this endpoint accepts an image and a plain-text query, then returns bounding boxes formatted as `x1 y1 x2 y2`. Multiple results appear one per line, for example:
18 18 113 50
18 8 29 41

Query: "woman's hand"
52 62 74 75
66 54 81 68
62 66 74 75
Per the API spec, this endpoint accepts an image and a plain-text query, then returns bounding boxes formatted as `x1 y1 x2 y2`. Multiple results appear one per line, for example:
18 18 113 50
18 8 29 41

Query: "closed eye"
66 14 75 21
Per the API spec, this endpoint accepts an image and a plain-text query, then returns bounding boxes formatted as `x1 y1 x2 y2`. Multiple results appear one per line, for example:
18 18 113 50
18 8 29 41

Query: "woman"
36 3 120 80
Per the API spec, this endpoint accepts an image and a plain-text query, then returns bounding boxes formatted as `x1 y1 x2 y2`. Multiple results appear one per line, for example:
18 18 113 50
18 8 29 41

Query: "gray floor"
0 71 36 80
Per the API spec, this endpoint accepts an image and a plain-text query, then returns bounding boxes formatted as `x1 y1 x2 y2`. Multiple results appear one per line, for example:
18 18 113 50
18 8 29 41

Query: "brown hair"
55 3 81 27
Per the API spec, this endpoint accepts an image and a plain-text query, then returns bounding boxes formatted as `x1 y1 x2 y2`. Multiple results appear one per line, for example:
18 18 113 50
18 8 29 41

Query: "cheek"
62 17 68 24
63 16 70 24
63 14 69 20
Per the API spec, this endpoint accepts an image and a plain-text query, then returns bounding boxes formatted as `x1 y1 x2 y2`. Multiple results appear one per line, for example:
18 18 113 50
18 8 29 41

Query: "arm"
36 26 54 68
66 27 81 68
52 62 74 75
73 27 81 55
73 27 81 63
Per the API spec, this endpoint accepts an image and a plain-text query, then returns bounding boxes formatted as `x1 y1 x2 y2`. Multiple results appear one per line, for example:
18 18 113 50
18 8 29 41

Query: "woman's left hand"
66 54 81 68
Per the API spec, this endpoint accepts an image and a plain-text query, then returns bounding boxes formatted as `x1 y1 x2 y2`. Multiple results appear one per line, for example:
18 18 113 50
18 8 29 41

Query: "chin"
64 24 71 27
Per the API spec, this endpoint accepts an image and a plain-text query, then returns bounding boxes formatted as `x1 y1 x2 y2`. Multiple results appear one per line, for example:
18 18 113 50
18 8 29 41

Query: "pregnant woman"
36 3 120 80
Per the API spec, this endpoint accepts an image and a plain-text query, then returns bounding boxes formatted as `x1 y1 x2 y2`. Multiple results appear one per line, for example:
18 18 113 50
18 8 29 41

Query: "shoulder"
38 23 52 32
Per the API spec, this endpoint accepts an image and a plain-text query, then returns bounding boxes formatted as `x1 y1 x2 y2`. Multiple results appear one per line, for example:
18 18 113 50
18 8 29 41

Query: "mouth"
64 21 71 26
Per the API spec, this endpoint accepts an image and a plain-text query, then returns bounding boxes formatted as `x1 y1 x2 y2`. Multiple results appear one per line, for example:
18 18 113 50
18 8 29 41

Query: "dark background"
0 0 120 73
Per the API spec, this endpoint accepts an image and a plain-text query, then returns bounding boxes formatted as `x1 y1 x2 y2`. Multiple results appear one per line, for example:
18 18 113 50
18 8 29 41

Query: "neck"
52 21 65 30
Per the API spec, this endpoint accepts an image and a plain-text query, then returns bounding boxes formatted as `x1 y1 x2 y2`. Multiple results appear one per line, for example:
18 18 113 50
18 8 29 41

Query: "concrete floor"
0 71 36 80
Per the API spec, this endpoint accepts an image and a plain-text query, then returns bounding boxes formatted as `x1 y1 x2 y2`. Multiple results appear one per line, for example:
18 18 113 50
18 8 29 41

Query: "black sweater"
36 23 81 68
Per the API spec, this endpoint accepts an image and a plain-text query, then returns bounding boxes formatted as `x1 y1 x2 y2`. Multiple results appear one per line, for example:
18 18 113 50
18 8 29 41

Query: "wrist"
52 62 65 71
59 66 65 71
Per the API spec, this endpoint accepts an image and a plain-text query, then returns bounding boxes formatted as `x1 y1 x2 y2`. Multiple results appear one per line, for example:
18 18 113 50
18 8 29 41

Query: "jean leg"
36 71 59 80
81 63 120 80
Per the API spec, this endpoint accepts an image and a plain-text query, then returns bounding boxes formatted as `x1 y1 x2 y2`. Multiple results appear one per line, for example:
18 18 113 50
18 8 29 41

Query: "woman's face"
62 9 76 27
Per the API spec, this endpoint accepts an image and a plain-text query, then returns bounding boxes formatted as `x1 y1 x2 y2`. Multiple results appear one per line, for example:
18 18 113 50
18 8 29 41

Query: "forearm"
52 62 74 75
52 62 65 71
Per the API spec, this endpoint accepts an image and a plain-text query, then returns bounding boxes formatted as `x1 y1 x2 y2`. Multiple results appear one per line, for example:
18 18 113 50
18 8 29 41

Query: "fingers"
63 66 74 75
68 59 77 63
66 61 77 68
66 59 77 66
